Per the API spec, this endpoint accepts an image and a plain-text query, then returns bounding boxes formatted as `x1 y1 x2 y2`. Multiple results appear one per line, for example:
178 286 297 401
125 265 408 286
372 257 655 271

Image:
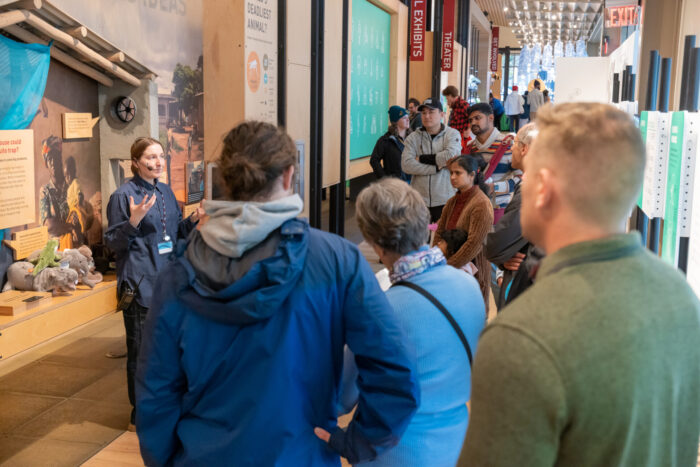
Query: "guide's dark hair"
448 154 489 195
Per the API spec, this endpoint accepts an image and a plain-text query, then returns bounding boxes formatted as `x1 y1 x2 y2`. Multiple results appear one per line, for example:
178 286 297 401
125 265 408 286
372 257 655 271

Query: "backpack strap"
392 280 473 365
483 135 514 180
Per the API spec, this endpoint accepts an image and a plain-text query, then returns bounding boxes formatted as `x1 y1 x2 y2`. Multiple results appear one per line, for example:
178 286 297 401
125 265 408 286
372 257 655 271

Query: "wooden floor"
83 417 355 467
82 432 142 467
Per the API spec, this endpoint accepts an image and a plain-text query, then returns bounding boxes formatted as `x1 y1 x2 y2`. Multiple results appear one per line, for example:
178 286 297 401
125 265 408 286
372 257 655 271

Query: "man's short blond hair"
529 103 645 226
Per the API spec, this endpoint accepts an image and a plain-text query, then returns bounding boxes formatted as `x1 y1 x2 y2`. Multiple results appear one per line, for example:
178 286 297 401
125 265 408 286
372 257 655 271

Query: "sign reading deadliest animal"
244 0 277 123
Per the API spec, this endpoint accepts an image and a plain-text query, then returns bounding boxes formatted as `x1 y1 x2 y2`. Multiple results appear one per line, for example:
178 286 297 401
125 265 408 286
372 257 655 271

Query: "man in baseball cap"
417 97 443 112
402 96 461 222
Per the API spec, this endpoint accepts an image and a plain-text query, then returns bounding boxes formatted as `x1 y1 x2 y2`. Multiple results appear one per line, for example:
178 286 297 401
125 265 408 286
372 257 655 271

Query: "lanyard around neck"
137 183 169 241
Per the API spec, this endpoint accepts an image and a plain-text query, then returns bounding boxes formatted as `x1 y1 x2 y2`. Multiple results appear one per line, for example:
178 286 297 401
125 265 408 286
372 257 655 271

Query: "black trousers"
509 115 520 132
122 298 148 424
429 205 444 224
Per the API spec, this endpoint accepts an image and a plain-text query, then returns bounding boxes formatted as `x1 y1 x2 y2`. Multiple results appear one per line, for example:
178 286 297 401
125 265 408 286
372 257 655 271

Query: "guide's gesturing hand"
129 194 156 228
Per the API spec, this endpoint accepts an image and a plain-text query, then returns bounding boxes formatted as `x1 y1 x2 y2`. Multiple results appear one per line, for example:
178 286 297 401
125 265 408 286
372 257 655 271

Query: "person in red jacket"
442 85 470 151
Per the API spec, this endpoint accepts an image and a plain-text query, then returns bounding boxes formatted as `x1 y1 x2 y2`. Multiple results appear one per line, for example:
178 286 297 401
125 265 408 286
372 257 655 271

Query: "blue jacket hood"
173 218 308 325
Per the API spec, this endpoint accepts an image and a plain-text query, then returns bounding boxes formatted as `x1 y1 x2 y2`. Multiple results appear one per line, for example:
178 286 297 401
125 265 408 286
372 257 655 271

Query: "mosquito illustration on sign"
247 51 261 92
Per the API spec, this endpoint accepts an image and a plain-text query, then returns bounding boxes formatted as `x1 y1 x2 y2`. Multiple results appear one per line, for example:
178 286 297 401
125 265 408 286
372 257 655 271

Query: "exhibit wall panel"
409 32 434 103
286 0 312 216
672 0 700 109
323 0 344 188
53 0 205 202
203 0 246 161
347 0 408 180
16 60 103 247
98 78 158 228
554 57 612 104
448 44 465 97
638 0 682 112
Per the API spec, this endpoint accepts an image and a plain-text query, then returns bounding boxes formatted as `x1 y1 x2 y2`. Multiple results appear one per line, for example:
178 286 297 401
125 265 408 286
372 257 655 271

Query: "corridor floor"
0 312 130 466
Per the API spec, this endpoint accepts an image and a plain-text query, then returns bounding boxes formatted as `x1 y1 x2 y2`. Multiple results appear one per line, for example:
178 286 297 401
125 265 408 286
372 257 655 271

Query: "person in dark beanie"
370 105 411 182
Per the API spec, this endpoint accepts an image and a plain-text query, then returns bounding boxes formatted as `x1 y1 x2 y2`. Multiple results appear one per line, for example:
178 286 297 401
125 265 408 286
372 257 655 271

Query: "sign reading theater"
441 0 455 71
410 0 425 61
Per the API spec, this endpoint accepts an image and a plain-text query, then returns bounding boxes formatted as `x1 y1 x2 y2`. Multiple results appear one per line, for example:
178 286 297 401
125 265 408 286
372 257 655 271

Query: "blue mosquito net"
0 34 51 130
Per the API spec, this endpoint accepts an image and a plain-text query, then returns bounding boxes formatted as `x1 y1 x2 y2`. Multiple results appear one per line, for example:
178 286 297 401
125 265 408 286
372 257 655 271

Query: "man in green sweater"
459 103 700 466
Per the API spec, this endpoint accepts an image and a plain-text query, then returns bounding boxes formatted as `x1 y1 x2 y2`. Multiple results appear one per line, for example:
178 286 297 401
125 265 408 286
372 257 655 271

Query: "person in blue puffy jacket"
135 121 420 466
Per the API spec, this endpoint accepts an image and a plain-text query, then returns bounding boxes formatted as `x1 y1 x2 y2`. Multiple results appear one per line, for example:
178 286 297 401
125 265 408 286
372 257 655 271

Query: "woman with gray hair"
340 177 486 466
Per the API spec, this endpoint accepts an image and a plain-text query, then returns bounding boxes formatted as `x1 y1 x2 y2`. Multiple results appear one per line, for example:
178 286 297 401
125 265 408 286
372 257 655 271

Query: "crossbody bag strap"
483 135 514 180
392 280 473 365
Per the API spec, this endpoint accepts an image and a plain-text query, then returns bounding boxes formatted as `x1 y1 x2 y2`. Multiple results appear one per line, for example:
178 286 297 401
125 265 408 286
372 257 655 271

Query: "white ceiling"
475 0 604 45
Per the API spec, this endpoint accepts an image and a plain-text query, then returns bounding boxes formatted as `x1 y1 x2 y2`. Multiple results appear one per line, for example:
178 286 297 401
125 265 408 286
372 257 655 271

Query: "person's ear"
488 114 494 124
281 165 295 192
521 143 530 158
534 167 554 213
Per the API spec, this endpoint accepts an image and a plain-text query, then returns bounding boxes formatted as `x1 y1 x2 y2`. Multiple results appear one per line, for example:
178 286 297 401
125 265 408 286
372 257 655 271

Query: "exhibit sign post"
490 26 499 73
244 0 277 123
640 111 671 220
0 130 35 230
685 113 700 295
441 0 455 72
410 0 426 61
663 112 699 266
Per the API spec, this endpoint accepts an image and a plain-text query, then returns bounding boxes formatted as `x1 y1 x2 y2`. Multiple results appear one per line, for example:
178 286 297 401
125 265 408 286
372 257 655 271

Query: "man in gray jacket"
401 97 462 222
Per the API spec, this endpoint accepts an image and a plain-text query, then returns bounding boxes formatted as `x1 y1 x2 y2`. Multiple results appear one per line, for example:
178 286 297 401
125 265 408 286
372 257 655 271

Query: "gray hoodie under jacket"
401 124 462 208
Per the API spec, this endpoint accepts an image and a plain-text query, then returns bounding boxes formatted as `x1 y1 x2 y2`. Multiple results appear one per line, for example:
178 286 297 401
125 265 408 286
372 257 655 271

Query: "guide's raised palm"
129 194 156 227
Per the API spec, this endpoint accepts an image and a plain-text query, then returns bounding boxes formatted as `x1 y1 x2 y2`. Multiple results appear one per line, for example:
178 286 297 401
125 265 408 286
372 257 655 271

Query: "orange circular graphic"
247 51 261 93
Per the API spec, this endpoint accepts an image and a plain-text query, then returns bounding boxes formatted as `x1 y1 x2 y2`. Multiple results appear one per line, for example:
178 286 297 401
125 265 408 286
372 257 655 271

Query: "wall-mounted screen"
349 0 391 161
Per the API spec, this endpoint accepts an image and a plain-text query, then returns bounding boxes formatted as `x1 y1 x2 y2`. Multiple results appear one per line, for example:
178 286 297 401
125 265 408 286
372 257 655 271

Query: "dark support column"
277 0 286 127
649 56 672 254
677 37 698 273
458 0 470 96
431 0 443 97
634 50 659 242
309 0 324 228
502 47 510 100
329 0 349 236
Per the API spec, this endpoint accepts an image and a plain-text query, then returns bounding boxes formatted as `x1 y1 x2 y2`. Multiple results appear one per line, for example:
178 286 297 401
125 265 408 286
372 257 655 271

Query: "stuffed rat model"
60 246 103 288
2 261 78 294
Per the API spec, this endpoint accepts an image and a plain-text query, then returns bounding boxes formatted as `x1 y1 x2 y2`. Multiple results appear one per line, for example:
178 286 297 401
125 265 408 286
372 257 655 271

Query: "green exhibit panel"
349 0 391 161
661 112 686 265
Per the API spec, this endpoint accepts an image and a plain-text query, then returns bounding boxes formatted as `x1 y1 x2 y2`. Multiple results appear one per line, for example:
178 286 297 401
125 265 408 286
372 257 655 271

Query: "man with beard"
407 97 422 132
466 103 519 224
39 135 71 237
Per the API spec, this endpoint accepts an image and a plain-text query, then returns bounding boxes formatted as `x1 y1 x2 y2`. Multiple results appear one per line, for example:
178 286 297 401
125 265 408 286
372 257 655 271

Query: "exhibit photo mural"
52 0 204 203
14 61 103 249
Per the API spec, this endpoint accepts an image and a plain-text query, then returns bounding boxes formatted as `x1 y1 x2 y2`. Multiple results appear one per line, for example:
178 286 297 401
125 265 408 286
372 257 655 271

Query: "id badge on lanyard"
140 185 173 255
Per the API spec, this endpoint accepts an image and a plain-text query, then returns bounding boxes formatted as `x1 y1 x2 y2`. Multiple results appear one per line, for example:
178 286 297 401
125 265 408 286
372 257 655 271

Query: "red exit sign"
605 5 642 28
